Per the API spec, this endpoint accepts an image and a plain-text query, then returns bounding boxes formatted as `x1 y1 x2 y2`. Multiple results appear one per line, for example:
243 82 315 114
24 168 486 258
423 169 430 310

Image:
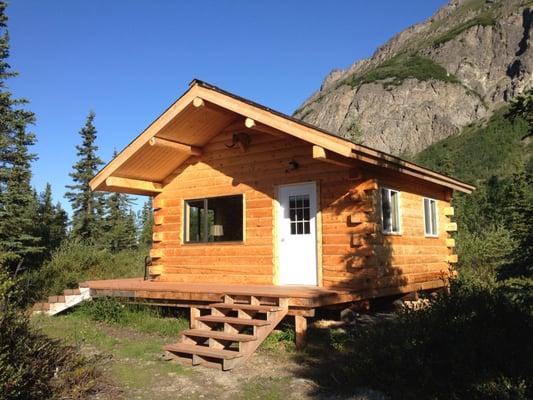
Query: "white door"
277 182 318 285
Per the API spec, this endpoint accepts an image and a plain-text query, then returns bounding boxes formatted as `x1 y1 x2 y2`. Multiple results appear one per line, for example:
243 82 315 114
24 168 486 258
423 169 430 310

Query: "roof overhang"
89 80 475 195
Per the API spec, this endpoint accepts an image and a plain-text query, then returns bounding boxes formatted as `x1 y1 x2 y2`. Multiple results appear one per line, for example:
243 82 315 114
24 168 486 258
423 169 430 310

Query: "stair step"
64 288 81 295
48 295 66 303
182 329 257 342
165 343 243 360
32 303 45 311
196 315 271 326
210 303 282 312
33 302 51 311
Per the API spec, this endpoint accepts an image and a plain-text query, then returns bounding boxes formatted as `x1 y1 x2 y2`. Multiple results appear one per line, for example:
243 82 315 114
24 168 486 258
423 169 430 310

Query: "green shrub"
340 53 459 89
0 269 99 399
261 323 295 351
415 107 529 183
301 281 533 399
79 297 125 324
76 297 188 337
432 14 496 48
457 226 516 272
499 277 533 315
27 239 146 302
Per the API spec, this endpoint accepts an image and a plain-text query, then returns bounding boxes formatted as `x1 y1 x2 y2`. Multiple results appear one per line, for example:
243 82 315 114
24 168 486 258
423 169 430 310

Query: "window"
289 195 311 235
424 198 438 237
381 188 400 234
184 195 243 243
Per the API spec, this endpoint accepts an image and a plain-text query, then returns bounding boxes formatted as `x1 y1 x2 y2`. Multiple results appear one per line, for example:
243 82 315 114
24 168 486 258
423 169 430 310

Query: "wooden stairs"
32 287 91 316
165 294 289 370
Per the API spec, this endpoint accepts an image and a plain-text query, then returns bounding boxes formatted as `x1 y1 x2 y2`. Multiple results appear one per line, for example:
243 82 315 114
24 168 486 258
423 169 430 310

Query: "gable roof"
89 79 475 195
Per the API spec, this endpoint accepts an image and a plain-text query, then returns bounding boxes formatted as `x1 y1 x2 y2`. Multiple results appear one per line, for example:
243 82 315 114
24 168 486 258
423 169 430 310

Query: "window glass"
381 188 400 234
424 198 438 236
186 200 205 242
185 195 243 243
289 194 311 235
424 198 431 234
390 190 400 232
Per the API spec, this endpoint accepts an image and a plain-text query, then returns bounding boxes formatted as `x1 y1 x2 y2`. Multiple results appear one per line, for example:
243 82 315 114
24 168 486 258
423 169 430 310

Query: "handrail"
144 256 152 280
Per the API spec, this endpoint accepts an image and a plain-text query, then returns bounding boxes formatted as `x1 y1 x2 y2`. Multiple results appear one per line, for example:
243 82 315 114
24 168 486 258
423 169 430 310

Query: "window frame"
183 194 245 245
423 197 439 237
380 187 402 235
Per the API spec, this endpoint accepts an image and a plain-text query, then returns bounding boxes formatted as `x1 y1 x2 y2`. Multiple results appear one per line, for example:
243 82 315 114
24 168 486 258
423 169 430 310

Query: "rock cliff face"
294 0 533 155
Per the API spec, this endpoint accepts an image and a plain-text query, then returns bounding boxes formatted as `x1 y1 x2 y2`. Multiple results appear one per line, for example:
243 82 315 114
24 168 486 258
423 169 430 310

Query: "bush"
455 226 516 286
26 239 146 303
76 297 189 337
80 296 125 324
313 281 532 399
340 53 459 89
0 269 99 399
261 323 296 351
432 14 496 48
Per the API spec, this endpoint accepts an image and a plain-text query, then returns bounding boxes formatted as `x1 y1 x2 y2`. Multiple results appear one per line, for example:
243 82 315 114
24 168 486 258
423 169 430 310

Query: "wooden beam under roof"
221 118 285 138
192 97 205 107
105 177 163 194
149 137 202 156
312 145 354 168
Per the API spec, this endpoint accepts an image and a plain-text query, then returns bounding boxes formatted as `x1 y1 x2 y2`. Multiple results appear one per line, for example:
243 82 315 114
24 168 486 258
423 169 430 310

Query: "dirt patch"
33 313 386 399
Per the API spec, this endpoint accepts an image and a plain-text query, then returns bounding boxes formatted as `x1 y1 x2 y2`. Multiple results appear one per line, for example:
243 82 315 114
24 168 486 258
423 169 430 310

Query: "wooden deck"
82 278 360 315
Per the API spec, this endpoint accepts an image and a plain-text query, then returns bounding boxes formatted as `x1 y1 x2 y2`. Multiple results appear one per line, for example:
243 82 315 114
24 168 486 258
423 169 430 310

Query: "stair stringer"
32 287 91 316
232 297 289 368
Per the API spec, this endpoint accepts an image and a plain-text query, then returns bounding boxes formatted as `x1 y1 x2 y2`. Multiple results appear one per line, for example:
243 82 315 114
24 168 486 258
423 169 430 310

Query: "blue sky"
8 0 446 213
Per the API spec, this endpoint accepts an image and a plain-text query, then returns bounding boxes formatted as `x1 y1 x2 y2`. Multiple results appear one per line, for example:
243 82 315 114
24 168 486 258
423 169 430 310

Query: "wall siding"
150 129 454 294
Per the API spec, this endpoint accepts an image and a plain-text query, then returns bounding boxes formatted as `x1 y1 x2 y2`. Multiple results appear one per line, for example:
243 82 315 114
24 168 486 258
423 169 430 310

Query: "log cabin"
84 79 473 369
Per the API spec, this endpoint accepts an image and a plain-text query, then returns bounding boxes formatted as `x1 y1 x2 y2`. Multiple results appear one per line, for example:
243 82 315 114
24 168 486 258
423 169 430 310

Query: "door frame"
273 181 322 286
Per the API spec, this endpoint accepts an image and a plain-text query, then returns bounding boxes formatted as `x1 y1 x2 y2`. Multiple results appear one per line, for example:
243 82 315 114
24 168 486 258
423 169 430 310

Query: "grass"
260 323 296 352
31 308 308 399
432 14 496 48
31 310 193 396
415 106 530 183
238 377 293 400
339 53 459 90
75 297 190 337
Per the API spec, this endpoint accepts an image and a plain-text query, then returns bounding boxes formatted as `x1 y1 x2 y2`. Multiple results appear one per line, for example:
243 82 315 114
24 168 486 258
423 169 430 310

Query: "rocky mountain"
294 0 533 155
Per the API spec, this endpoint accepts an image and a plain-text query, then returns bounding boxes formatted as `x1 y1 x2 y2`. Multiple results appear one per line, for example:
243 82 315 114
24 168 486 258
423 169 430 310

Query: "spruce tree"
65 112 104 242
138 199 153 248
35 183 67 262
498 168 533 279
506 88 532 139
0 2 41 274
104 187 138 252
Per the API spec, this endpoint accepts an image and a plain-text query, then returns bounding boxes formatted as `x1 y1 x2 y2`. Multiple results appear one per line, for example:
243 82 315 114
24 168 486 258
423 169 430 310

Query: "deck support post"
190 307 200 329
295 315 307 349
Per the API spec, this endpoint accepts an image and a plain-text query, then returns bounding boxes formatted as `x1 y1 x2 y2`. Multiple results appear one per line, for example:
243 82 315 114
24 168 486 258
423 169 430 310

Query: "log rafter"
105 177 163 194
149 137 202 156
312 145 354 168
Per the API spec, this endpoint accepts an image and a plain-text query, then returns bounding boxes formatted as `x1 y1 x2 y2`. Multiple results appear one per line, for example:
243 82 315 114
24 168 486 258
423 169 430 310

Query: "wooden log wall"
149 128 455 296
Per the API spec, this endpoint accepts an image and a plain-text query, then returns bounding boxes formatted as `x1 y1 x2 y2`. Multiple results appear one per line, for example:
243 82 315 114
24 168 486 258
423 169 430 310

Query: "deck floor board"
82 278 356 308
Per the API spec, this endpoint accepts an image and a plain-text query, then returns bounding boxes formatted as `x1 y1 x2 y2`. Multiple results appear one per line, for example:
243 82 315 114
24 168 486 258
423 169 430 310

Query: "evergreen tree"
0 2 41 274
138 199 153 248
104 187 138 252
65 112 104 242
34 183 67 262
498 168 533 279
506 88 532 139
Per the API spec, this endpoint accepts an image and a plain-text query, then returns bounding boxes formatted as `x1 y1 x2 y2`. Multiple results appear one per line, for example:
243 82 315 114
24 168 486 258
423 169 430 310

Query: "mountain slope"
294 0 533 155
